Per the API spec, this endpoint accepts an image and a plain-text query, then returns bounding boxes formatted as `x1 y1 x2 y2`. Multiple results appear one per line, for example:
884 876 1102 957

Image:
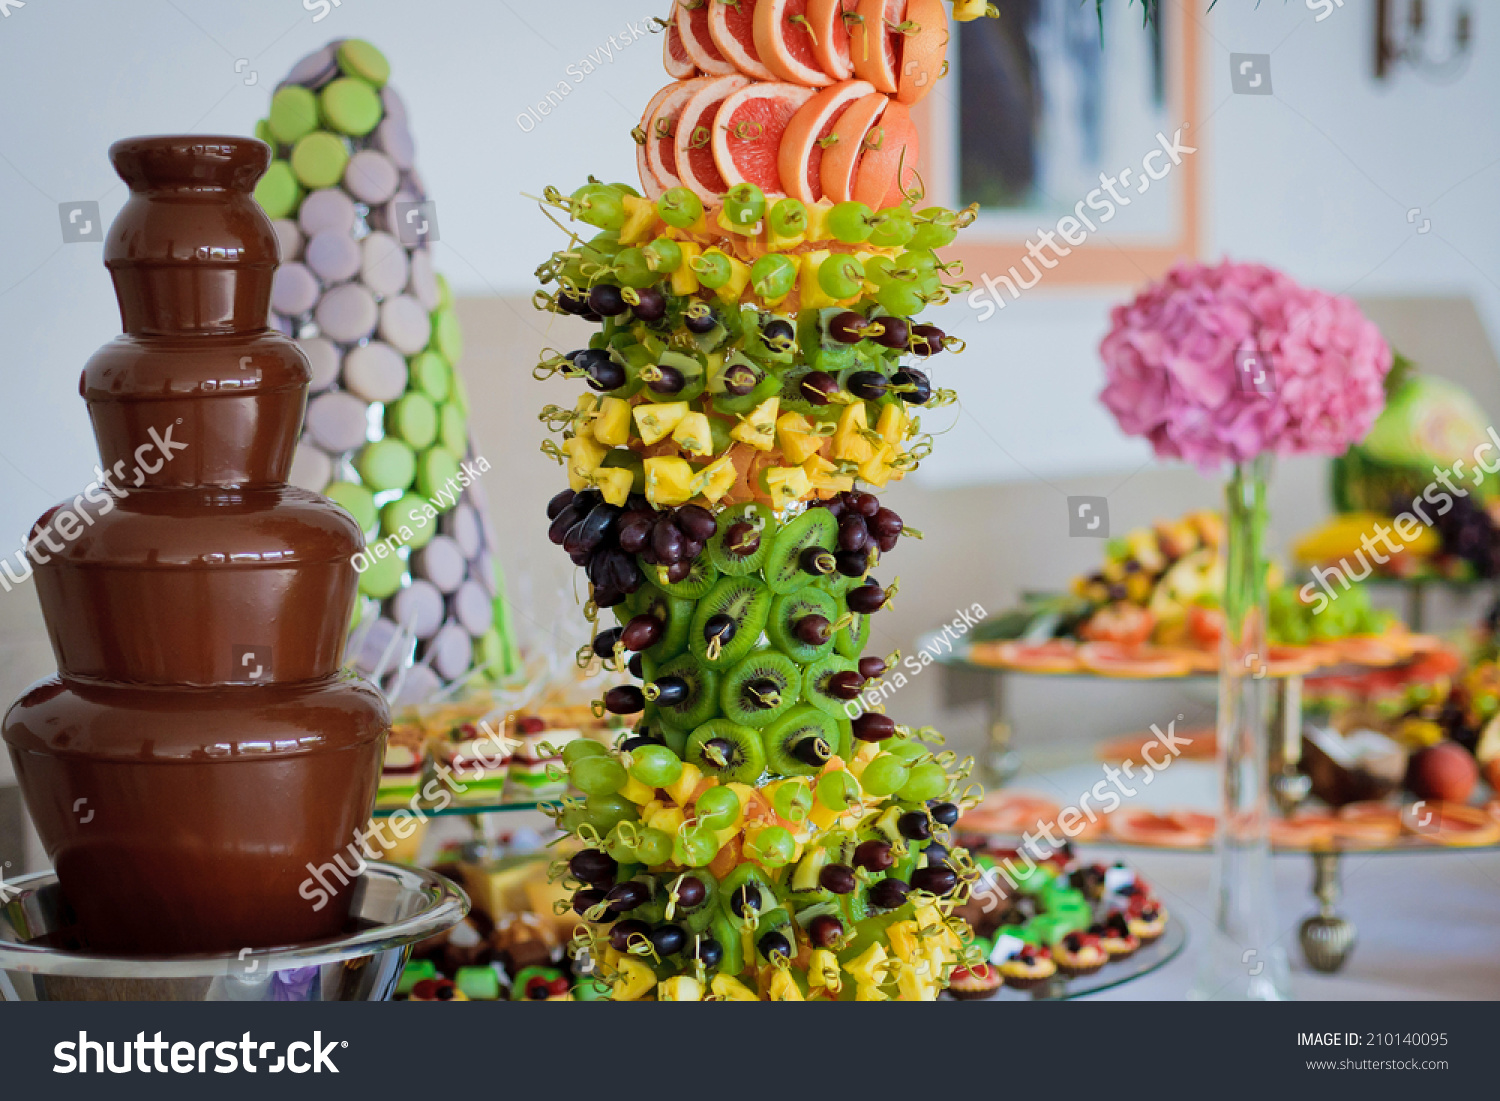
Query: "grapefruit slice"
755 0 834 85
638 79 707 198
676 0 738 75
818 90 887 203
707 0 775 80
1400 800 1500 847
807 0 855 80
1109 808 1214 848
851 98 918 207
895 0 949 104
958 792 1061 835
1269 813 1338 850
971 639 1079 674
713 81 816 196
674 73 753 200
849 0 901 94
778 78 874 204
1334 802 1403 845
1077 642 1194 679
664 14 699 78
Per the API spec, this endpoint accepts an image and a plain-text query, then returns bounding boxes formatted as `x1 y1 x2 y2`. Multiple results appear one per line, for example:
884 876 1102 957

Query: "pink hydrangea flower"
1099 260 1392 472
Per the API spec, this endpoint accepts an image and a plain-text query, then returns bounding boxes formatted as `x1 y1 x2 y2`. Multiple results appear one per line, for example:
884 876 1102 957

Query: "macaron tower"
2 136 388 955
254 40 518 705
534 0 993 999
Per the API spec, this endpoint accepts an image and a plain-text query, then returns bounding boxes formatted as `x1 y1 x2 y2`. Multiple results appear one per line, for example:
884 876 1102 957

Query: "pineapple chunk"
593 466 634 506
618 774 656 805
664 761 703 806
658 975 703 1002
710 974 759 1001
897 965 936 1002
593 397 632 446
859 442 896 488
763 465 811 510
831 402 875 464
672 411 714 457
689 453 738 504
647 805 686 835
613 957 657 1001
618 194 658 245
808 949 842 994
671 242 702 296
776 410 822 464
804 199 836 244
802 452 850 495
730 396 779 451
855 981 891 1002
768 969 805 1001
798 251 837 310
846 944 889 985
633 401 689 446
876 402 906 445
887 920 920 962
643 455 696 507
562 435 607 491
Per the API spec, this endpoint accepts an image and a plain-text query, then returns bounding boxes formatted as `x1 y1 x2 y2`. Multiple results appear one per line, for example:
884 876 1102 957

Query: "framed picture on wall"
914 0 1203 293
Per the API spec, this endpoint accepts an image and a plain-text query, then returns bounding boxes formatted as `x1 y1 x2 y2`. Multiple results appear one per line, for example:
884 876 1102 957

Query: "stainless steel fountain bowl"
0 862 468 1001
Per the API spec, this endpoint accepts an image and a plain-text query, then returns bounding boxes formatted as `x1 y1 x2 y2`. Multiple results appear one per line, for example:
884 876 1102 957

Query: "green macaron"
269 85 320 144
254 160 303 220
386 392 439 451
337 40 391 87
409 351 451 403
356 437 416 491
290 131 349 189
320 77 383 137
358 546 406 599
323 480 378 532
432 307 463 363
380 491 436 549
416 446 461 504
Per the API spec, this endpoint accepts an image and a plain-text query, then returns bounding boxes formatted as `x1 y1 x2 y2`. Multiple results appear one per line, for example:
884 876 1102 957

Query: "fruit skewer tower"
535 0 992 1000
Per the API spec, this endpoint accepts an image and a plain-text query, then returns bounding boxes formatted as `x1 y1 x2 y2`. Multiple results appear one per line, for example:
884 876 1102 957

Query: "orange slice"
708 0 775 79
1334 801 1403 845
1269 813 1338 850
958 792 1061 835
807 0 856 80
778 78 875 204
895 0 949 104
849 0 901 94
970 639 1080 674
818 90 888 203
637 80 701 198
664 14 699 78
851 97 917 207
713 81 817 196
674 73 753 200
755 0 834 85
676 0 737 75
1077 642 1194 679
1109 808 1213 848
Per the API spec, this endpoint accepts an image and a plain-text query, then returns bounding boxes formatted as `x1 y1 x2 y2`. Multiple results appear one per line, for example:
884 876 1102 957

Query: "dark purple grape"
676 504 718 542
627 653 644 678
898 811 932 841
594 587 626 609
799 546 836 576
847 581 887 614
692 936 723 968
556 289 590 316
859 656 888 679
724 364 760 396
828 310 866 344
548 500 588 545
847 371 888 400
650 924 687 956
574 503 621 553
652 521 686 563
854 840 894 872
800 370 840 405
848 492 880 517
592 627 623 658
646 365 686 395
870 508 903 540
827 671 866 700
929 801 959 826
836 549 870 577
595 549 643 595
704 614 737 646
821 496 846 518
674 876 707 909
571 546 593 568
838 514 870 552
572 887 607 915
620 733 662 752
604 685 646 714
911 323 945 356
761 318 795 349
605 880 651 912
911 865 957 897
819 864 857 894
852 713 896 742
757 931 792 962
729 884 760 918
609 918 650 949
617 518 653 554
870 316 910 349
547 489 577 521
723 522 761 558
632 286 666 322
651 675 689 706
807 914 845 948
588 284 627 317
680 538 705 561
585 359 626 392
621 615 663 651
665 560 693 583
569 849 618 886
791 737 831 768
892 367 931 404
868 877 910 909
875 531 899 554
795 614 832 645
684 307 718 335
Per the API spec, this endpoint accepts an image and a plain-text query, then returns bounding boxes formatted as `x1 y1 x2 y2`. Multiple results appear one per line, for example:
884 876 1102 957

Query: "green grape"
771 780 813 824
571 755 627 796
585 793 638 831
635 827 674 866
692 251 733 290
885 738 928 763
558 804 590 833
604 822 640 862
746 826 796 867
908 220 957 250
613 247 657 289
750 254 798 299
563 740 610 766
864 254 898 287
723 182 766 228
868 208 916 248
916 270 942 299
827 201 874 244
644 236 684 273
573 184 626 231
768 198 808 237
897 248 939 274
897 761 947 803
860 754 910 797
695 786 742 830
876 281 923 317
674 824 719 867
657 186 703 229
629 744 683 787
818 254 865 299
816 770 861 812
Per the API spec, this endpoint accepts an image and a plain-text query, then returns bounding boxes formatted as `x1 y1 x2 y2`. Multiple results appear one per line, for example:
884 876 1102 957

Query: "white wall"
0 0 1497 537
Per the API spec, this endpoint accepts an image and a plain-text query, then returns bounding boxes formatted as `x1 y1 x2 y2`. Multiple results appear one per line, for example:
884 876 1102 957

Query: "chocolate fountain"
2 136 393 957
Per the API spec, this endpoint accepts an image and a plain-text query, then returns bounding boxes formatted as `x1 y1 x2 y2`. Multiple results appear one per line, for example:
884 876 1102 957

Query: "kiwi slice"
626 583 695 662
762 508 838 595
686 719 767 784
659 719 690 757
767 588 838 665
720 648 803 729
654 652 721 729
835 609 871 659
802 654 860 717
648 556 720 599
761 705 840 777
689 576 771 669
707 502 774 577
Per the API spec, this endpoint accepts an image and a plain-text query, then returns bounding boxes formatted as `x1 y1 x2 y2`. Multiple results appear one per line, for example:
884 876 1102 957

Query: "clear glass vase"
1190 455 1291 1000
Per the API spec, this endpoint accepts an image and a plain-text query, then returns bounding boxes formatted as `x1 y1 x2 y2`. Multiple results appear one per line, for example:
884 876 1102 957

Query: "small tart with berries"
1095 915 1140 961
1054 931 1109 978
998 945 1057 990
947 962 1004 1000
1126 899 1168 943
407 978 469 1002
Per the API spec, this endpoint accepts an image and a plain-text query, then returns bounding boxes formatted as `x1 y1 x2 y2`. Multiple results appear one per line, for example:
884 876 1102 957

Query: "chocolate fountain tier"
33 484 364 686
3 673 388 955
83 330 311 488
